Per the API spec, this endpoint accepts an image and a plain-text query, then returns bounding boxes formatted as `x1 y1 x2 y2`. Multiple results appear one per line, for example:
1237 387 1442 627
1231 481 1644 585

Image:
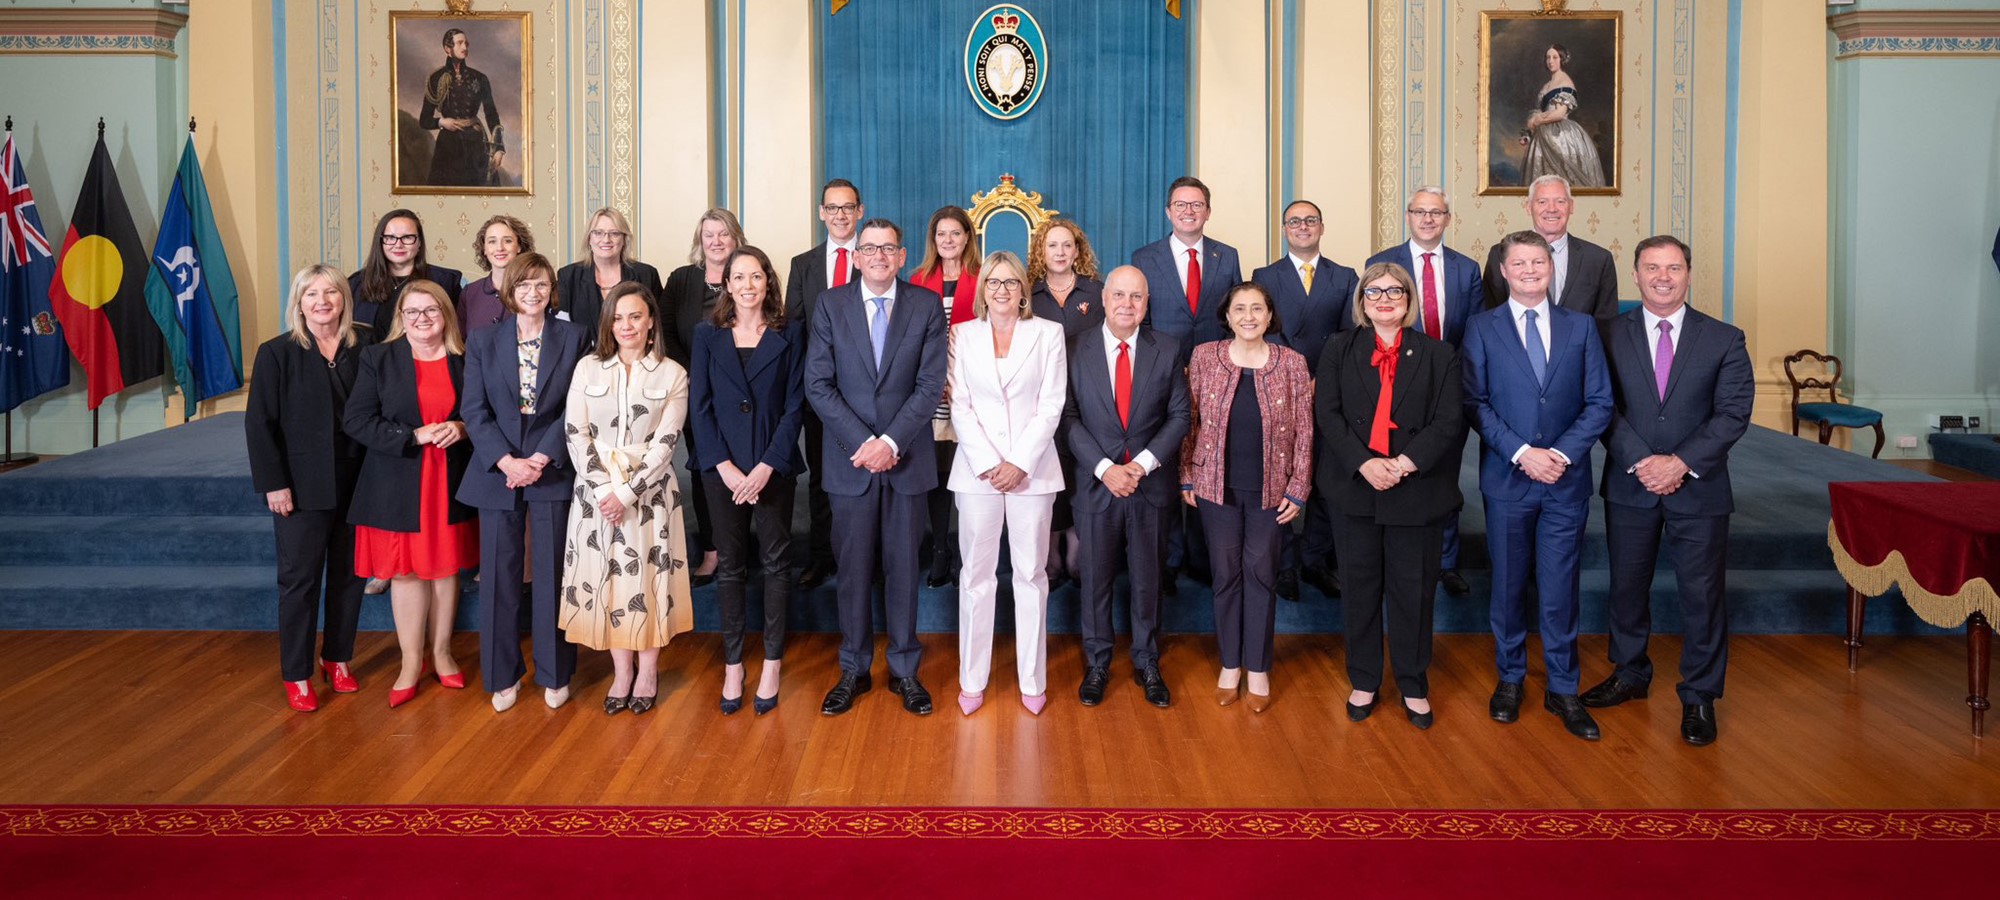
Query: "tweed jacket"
1179 339 1315 509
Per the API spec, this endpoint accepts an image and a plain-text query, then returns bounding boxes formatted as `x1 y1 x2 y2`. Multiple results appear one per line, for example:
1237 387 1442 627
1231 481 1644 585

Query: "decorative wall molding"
0 9 187 58
1829 11 2000 59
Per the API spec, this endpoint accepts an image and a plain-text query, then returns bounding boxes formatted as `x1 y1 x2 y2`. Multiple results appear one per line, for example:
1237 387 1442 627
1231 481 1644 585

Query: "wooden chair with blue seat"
1783 349 1885 458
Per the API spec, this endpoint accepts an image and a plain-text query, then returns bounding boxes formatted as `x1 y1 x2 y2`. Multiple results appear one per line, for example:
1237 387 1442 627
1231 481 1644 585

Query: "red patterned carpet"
4 806 1996 897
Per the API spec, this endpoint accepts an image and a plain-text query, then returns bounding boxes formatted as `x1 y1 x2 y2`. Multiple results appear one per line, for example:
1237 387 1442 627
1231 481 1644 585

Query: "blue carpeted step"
0 565 482 632
0 413 260 516
0 515 273 566
1929 433 2000 480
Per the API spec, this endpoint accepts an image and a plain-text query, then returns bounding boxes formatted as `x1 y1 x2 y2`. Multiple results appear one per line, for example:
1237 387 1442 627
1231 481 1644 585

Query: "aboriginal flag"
50 133 162 409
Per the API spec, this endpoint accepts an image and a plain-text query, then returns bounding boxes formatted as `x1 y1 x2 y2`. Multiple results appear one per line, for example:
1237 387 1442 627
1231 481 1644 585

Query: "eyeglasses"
1283 216 1322 229
821 203 860 215
984 278 1023 292
1169 200 1208 213
588 229 625 240
402 306 444 321
856 244 901 258
381 234 420 247
1361 286 1409 300
1406 208 1450 220
513 280 552 293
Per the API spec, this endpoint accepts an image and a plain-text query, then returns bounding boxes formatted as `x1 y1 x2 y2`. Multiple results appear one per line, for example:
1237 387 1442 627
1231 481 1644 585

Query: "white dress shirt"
1642 304 1687 372
1547 234 1570 306
824 237 858 291
1170 234 1205 296
1092 323 1161 479
1504 296 1568 466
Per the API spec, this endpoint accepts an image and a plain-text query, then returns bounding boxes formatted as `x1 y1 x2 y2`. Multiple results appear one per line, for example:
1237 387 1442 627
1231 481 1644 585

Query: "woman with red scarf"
1313 262 1465 730
911 206 982 588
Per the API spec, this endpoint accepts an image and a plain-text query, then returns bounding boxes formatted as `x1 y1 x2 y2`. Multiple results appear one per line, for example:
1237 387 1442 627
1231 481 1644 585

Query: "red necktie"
833 247 849 288
1185 248 1201 315
1114 340 1133 462
1421 252 1442 341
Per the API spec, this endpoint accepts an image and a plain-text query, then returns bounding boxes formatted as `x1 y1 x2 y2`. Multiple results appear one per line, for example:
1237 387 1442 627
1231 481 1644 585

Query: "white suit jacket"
947 316 1069 495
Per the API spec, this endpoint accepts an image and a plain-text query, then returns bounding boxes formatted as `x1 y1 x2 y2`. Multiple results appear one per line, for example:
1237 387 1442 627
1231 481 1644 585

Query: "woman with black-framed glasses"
348 210 463 337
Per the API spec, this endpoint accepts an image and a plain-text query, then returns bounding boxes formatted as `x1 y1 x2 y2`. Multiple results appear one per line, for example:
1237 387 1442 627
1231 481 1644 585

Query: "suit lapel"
1080 330 1120 426
1622 313 1658 407
1389 332 1421 420
1544 308 1576 390
998 321 1036 391
743 323 786 383
529 319 568 406
1492 309 1541 388
843 289 880 383
1661 308 1705 404
1561 240 1587 307
877 283 919 384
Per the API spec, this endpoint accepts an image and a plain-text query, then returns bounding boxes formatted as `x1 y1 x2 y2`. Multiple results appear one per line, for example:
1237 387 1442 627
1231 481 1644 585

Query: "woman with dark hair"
689 246 806 715
1522 43 1607 188
560 281 694 714
1025 217 1104 588
459 250 591 712
911 206 982 588
348 210 463 336
660 208 747 586
459 214 534 334
1315 262 1463 730
345 280 478 709
247 265 376 712
1180 282 1315 714
555 206 664 347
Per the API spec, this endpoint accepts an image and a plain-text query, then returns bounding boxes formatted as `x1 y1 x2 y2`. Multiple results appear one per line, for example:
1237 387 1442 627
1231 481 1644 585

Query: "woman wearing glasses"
1179 282 1314 714
345 280 479 709
555 207 663 350
948 251 1067 716
659 208 747 587
1314 262 1464 730
349 210 462 336
459 250 591 712
912 206 982 589
459 214 535 334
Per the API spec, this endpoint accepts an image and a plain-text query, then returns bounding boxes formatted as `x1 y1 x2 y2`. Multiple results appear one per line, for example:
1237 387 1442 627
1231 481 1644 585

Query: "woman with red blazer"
910 206 982 589
1179 282 1315 714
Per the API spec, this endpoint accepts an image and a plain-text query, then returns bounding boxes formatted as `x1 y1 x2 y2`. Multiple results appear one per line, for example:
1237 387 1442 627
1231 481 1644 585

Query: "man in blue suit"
1253 199 1356 602
1131 176 1239 593
1366 186 1483 597
1461 230 1613 741
1580 236 1753 747
804 218 948 717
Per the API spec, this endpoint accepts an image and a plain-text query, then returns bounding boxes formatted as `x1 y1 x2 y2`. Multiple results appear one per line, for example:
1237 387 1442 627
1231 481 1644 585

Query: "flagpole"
0 115 40 470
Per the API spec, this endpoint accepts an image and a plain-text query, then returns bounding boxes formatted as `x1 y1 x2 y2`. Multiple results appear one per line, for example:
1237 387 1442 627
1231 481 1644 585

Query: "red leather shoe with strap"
285 680 319 713
321 660 360 693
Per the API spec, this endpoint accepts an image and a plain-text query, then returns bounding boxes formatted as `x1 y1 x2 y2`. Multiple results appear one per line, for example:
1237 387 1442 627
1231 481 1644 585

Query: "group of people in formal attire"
245 169 1752 746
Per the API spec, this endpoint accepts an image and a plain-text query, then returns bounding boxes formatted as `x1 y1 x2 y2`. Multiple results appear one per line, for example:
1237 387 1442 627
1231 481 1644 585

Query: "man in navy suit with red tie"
1366 186 1483 596
1580 236 1752 747
786 178 865 591
1461 230 1613 741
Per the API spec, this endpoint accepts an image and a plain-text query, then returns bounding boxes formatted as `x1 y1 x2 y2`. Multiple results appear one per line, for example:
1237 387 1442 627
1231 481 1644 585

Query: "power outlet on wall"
1895 435 1920 455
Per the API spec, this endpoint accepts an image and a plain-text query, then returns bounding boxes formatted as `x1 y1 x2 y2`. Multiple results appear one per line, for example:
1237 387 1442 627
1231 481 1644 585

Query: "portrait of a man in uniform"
392 12 531 194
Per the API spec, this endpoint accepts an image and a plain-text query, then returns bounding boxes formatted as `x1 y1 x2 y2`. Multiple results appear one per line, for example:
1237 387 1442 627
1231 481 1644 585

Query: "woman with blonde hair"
660 207 747 585
556 206 663 347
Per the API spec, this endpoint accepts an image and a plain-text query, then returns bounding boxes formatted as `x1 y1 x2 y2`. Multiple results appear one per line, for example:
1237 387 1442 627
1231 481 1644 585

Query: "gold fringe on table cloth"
1828 521 1996 628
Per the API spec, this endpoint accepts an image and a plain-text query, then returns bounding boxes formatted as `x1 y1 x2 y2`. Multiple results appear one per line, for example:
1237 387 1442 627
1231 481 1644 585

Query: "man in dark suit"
804 218 947 717
1065 265 1189 708
1461 230 1614 741
1253 199 1356 602
1481 175 1620 329
1367 186 1484 597
1580 236 1753 747
1131 175 1239 593
786 179 864 590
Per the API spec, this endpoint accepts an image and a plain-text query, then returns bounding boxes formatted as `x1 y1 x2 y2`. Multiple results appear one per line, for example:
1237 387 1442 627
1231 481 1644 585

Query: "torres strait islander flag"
144 135 243 414
0 131 70 413
51 133 163 409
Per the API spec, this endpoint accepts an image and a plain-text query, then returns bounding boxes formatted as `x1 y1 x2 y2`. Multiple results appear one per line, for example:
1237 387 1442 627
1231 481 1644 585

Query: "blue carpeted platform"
0 412 1954 637
1929 432 2000 480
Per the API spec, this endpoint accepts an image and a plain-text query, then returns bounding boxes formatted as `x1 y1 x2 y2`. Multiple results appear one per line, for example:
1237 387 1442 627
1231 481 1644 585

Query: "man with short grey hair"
1482 175 1619 328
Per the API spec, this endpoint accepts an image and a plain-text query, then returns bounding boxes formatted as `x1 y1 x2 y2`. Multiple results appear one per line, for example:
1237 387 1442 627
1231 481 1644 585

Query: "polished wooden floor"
0 629 1994 809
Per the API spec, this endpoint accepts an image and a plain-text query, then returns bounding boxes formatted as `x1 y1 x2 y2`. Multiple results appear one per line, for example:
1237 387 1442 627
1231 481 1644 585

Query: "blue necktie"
1523 308 1548 387
869 296 889 370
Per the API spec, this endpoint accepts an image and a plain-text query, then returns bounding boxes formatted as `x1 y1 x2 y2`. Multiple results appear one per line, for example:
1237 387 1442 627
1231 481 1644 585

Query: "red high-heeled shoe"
434 660 466 690
321 660 360 694
388 680 418 709
285 680 319 713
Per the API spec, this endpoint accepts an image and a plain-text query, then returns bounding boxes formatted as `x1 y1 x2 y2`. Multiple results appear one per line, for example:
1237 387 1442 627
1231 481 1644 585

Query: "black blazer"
1482 234 1620 326
244 331 374 511
1029 277 1105 338
1598 306 1754 515
1314 327 1466 526
783 242 859 331
456 315 591 509
1063 326 1190 512
347 265 464 336
555 259 663 349
689 319 808 477
343 339 475 533
661 263 724 368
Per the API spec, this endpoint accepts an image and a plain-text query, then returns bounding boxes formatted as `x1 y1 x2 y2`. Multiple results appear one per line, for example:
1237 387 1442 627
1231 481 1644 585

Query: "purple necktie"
1655 321 1674 401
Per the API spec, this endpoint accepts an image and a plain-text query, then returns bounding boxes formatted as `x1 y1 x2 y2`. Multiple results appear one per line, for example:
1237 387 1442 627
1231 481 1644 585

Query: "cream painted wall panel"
1296 0 1373 267
1195 1 1271 264
739 0 814 264
637 0 711 267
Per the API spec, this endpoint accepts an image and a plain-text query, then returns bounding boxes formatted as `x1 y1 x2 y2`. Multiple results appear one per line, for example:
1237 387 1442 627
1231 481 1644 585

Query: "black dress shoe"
1276 567 1300 602
1135 666 1172 708
1544 691 1602 741
1301 565 1340 599
719 692 742 716
1403 700 1434 730
1489 681 1524 723
820 671 872 716
1580 675 1650 709
1681 702 1717 746
1346 697 1377 722
925 563 955 589
889 676 933 715
1078 666 1110 706
1439 569 1470 596
1161 566 1180 598
797 559 835 590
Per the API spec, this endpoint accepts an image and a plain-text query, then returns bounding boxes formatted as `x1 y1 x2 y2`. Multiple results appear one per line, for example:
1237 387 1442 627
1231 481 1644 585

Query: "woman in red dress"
345 280 480 708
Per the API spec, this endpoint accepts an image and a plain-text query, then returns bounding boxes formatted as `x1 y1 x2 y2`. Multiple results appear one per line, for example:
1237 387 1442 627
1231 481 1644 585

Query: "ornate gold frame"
967 174 1058 243
1476 6 1622 197
389 10 533 196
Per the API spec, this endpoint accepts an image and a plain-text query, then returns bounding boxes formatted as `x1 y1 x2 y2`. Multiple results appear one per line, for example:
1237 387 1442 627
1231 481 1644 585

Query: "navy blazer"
690 319 808 477
343 339 475 532
803 280 949 497
1482 234 1620 327
1365 243 1482 347
1460 301 1614 505
1251 254 1358 367
347 265 464 336
1599 306 1754 515
1063 326 1190 513
456 315 591 509
1132 235 1241 348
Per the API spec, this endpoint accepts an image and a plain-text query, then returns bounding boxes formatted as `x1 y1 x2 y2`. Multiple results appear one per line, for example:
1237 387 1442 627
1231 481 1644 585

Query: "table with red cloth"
1828 481 2000 736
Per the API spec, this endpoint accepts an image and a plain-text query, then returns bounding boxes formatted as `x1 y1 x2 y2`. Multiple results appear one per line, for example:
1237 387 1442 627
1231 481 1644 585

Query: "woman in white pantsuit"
949 251 1069 717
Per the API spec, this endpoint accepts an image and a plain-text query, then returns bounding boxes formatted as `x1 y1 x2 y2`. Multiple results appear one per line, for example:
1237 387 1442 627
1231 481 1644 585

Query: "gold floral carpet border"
5 806 1999 842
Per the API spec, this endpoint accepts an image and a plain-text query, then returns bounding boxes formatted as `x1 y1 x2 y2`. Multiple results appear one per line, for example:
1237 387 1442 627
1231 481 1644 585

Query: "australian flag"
0 131 69 414
144 135 243 416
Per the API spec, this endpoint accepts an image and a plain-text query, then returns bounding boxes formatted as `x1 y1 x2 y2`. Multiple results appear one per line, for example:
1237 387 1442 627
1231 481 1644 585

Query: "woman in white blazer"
948 250 1069 717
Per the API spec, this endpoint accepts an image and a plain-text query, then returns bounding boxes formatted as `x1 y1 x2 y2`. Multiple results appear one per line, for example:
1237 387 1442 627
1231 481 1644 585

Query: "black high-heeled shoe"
628 694 656 715
1346 697 1377 722
720 693 743 715
753 691 778 716
604 694 631 715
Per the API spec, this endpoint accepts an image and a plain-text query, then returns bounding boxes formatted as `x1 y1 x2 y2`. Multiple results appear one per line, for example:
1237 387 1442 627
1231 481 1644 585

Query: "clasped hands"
1358 454 1419 492
719 461 775 506
414 420 466 449
850 437 898 474
981 462 1028 494
1101 460 1147 498
1517 447 1568 485
496 451 552 490
1632 453 1689 496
